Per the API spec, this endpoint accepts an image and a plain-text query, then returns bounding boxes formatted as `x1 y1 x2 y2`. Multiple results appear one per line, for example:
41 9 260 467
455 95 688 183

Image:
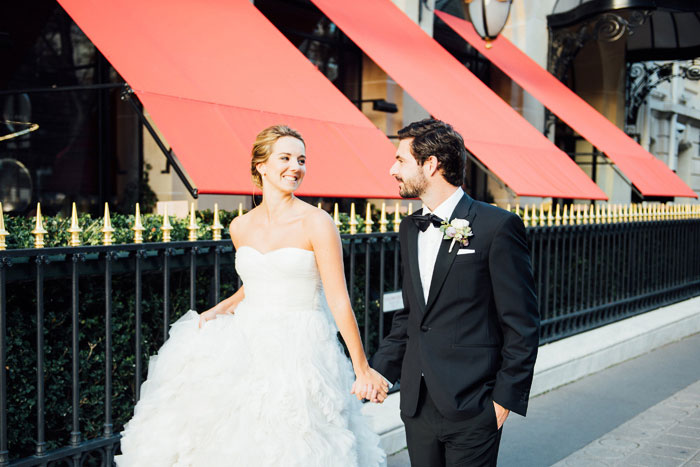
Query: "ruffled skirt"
115 301 386 467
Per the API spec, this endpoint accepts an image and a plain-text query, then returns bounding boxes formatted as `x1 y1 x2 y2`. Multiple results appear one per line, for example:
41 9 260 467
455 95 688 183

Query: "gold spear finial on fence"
32 202 48 248
68 202 82 247
365 202 374 234
407 203 414 216
514 202 521 219
187 203 198 241
132 203 145 244
379 202 388 233
0 202 9 251
562 205 569 226
333 203 342 230
317 201 322 210
594 204 601 224
612 204 618 223
349 203 358 234
393 202 401 233
539 203 546 227
102 203 115 246
212 203 224 241
530 204 538 226
554 204 561 226
574 205 581 225
523 205 530 227
161 204 173 242
238 203 243 217
506 203 512 214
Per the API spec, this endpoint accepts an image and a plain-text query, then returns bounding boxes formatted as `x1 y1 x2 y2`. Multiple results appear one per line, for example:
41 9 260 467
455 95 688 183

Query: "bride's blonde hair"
251 125 305 189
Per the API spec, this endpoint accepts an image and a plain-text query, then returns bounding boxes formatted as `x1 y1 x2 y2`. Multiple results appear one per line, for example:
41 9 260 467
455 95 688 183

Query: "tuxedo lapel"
405 210 426 311
423 194 476 315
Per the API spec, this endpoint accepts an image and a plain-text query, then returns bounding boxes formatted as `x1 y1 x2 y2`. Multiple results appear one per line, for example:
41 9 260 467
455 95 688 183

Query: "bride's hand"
351 368 389 403
198 307 220 328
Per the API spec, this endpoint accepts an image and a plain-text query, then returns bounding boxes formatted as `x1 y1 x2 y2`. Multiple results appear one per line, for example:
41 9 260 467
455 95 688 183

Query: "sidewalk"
554 379 700 466
388 331 700 466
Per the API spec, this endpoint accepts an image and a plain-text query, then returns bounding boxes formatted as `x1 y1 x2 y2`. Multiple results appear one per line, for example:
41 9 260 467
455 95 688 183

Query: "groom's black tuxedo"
372 193 539 422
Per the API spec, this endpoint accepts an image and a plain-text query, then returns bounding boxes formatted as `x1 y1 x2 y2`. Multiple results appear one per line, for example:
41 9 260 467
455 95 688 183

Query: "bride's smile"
257 135 307 193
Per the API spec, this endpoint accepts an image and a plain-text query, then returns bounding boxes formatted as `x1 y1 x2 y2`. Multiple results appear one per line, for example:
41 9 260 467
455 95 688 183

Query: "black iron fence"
0 219 699 465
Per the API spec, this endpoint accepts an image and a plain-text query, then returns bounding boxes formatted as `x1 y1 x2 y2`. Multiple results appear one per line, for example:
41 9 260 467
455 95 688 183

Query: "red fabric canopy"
311 0 607 200
436 10 697 199
56 0 399 198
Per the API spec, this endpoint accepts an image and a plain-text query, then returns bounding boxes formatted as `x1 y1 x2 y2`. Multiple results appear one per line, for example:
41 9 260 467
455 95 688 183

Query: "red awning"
56 0 398 198
310 0 607 200
436 10 697 199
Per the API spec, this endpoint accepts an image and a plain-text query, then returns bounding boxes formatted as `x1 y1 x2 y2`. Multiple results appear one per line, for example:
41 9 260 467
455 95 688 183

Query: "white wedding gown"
115 246 386 466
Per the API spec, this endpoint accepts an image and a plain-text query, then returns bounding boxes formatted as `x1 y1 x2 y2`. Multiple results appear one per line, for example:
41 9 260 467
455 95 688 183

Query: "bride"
115 125 388 466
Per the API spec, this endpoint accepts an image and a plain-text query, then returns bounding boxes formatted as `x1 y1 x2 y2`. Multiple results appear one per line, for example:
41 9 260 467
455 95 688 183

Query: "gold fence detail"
212 203 224 241
161 204 173 242
68 202 82 247
102 203 115 246
1 201 700 248
187 203 198 241
32 203 48 248
132 203 145 244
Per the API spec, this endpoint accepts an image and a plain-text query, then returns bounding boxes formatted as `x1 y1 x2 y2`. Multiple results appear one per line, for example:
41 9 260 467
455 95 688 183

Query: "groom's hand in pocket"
493 401 510 429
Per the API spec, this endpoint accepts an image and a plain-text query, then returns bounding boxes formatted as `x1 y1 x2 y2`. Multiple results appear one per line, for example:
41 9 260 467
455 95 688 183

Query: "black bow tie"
412 213 443 232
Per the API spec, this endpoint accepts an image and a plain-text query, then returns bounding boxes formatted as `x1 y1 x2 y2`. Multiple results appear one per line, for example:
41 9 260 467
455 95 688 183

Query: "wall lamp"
354 98 399 113
462 0 513 48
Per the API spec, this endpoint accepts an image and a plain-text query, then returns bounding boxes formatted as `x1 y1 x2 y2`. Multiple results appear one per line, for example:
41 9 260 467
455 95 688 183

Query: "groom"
370 119 539 466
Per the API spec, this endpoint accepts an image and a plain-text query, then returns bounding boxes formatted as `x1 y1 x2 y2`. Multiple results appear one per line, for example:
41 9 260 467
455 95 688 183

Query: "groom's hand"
493 401 510 429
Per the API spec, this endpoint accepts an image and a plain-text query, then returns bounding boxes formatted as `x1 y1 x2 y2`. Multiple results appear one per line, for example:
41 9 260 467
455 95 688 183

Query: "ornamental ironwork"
625 60 700 128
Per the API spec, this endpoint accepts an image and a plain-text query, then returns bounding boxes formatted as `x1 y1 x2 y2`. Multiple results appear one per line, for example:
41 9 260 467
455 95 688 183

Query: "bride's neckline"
237 245 315 256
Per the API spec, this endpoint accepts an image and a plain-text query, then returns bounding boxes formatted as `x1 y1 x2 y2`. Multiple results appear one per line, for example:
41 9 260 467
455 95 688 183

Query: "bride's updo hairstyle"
250 125 305 188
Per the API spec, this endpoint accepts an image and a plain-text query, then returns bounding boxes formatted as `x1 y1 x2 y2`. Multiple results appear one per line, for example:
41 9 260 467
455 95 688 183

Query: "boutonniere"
439 217 474 253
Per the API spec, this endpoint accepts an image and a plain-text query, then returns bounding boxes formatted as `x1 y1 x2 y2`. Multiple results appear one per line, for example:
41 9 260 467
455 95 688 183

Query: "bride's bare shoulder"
229 207 259 244
301 204 337 242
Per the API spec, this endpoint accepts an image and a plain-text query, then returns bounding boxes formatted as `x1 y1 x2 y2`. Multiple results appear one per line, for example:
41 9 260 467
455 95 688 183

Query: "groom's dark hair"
398 118 466 187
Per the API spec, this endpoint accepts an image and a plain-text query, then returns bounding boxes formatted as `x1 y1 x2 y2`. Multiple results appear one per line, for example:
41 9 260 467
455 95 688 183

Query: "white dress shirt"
417 187 464 303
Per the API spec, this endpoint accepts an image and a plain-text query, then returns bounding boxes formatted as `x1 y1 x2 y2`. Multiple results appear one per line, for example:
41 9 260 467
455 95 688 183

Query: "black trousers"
401 379 503 467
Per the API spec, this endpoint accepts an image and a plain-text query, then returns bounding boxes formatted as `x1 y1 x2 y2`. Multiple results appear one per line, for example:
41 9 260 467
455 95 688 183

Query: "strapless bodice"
235 246 324 311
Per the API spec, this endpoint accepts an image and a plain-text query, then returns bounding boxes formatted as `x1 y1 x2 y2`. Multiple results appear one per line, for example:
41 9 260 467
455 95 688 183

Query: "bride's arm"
306 211 389 401
199 217 246 327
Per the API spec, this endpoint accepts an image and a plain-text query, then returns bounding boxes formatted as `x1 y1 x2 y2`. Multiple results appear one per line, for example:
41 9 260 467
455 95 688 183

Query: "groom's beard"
398 172 427 199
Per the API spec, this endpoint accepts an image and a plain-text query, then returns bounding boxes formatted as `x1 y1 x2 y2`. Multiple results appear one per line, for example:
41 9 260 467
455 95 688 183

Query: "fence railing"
0 202 699 465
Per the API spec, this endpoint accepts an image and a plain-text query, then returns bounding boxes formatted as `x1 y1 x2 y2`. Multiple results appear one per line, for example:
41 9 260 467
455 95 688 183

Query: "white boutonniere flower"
439 217 474 253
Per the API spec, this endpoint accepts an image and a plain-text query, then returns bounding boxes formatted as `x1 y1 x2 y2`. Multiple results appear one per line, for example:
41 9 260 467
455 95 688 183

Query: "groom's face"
390 138 427 199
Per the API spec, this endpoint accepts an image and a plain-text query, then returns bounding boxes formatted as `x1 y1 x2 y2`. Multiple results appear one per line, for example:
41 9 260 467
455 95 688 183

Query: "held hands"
350 367 389 404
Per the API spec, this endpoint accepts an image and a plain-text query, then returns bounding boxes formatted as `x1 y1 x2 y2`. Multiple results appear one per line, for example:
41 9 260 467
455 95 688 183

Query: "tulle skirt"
115 301 386 467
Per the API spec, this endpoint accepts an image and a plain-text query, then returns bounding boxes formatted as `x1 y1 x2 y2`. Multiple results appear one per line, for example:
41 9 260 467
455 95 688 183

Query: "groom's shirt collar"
422 187 464 221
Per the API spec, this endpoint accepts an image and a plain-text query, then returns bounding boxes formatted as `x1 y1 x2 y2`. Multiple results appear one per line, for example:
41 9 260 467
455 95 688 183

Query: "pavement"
388 331 700 466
